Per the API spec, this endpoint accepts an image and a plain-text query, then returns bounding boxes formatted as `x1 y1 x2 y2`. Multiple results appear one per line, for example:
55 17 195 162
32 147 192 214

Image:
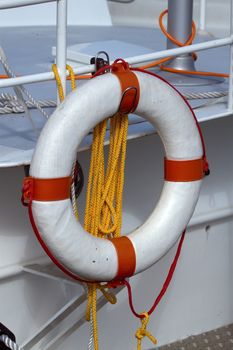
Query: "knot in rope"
135 312 157 350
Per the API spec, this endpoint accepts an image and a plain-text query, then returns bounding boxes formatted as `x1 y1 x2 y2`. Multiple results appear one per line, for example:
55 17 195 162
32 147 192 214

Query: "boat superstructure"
0 1 233 349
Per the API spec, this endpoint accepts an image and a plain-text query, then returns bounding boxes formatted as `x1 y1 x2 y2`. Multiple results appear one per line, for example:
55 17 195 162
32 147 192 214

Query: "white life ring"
24 62 207 282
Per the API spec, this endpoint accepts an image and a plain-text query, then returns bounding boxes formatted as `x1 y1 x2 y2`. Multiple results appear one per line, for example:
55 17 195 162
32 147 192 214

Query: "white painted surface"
0 0 56 9
0 0 112 26
109 0 231 37
0 0 230 35
0 1 232 347
63 40 154 65
0 117 233 348
56 0 67 98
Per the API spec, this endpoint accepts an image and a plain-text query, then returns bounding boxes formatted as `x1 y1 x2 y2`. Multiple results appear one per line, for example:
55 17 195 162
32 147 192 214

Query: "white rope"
87 310 94 350
0 91 227 115
182 90 227 100
0 55 49 119
0 335 24 350
71 161 79 219
0 93 56 114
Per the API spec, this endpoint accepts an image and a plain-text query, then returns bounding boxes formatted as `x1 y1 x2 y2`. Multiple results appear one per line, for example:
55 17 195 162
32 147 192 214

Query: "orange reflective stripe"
110 236 136 280
23 176 71 202
112 61 140 114
164 158 205 182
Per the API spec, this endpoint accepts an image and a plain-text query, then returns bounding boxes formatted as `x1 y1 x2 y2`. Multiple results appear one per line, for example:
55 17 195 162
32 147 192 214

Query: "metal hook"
90 51 110 74
95 51 110 72
96 51 110 65
118 86 138 115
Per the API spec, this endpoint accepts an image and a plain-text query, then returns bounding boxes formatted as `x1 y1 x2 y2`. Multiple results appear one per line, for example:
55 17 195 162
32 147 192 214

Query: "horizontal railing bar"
0 0 57 9
126 36 232 65
0 36 231 88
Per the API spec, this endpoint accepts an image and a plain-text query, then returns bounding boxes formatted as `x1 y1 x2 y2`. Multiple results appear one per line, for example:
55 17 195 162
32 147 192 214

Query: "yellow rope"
52 63 79 219
53 64 128 350
52 64 76 102
135 313 157 350
84 113 128 350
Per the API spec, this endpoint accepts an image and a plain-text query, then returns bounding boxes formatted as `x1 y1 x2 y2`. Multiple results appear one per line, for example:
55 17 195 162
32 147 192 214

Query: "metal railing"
0 0 67 100
0 0 232 109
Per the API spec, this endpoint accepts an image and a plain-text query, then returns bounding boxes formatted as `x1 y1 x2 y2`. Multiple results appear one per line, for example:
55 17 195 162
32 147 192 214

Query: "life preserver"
23 61 208 282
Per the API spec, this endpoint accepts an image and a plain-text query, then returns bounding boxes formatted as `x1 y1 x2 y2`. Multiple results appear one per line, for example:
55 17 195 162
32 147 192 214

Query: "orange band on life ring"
110 236 136 280
22 176 71 203
164 158 205 182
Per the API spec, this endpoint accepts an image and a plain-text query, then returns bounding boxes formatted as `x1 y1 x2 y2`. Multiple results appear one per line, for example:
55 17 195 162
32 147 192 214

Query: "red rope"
121 231 186 319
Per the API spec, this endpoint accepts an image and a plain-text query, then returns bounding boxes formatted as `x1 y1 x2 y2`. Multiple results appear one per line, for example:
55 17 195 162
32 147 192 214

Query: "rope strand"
141 9 229 78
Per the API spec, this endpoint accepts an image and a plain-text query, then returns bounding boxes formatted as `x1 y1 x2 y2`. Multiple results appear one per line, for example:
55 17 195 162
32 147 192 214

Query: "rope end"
135 312 157 350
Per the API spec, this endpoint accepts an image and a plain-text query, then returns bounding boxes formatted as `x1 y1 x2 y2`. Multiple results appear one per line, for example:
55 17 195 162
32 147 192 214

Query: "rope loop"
159 9 197 61
141 8 228 78
98 284 117 304
52 64 77 102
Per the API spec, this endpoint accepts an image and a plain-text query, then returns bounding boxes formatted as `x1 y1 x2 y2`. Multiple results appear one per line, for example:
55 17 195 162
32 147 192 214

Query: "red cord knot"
21 176 33 206
111 58 129 72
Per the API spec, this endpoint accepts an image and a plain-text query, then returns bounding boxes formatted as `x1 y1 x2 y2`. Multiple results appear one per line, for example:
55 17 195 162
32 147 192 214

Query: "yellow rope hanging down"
52 64 76 101
135 313 157 350
53 64 128 350
84 113 128 350
52 64 79 221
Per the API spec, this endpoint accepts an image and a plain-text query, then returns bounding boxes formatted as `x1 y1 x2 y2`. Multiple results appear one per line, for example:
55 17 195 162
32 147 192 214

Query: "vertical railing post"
228 0 233 112
199 0 207 32
56 0 67 103
166 0 195 71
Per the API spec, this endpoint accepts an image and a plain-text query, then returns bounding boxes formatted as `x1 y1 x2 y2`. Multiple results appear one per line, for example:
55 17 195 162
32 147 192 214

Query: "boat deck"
159 323 233 350
0 25 230 167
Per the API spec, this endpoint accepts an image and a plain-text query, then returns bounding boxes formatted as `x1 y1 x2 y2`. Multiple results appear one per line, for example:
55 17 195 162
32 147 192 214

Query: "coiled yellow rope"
53 64 128 350
84 113 128 350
